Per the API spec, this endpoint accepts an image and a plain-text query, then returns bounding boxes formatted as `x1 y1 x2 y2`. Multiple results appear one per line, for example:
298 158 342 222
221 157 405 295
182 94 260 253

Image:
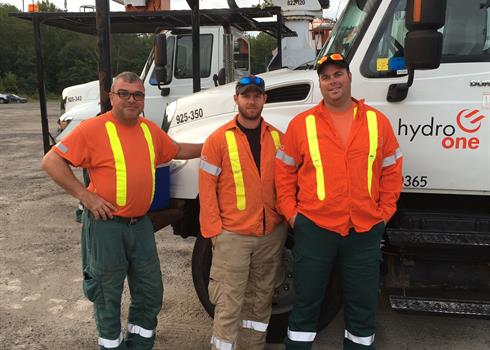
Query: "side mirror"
404 0 445 70
154 33 168 84
387 0 446 102
217 68 226 86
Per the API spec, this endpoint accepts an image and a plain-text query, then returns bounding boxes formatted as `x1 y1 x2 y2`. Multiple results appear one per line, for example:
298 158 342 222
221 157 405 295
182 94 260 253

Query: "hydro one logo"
398 109 486 150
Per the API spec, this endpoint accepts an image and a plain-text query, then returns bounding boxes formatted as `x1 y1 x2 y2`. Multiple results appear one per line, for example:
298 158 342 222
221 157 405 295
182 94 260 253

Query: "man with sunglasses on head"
41 71 202 350
199 75 287 350
275 54 403 350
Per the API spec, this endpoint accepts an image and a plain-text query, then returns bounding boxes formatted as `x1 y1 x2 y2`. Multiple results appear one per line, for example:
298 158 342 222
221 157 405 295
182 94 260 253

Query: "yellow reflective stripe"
225 130 246 210
353 106 358 119
305 115 325 201
270 130 281 150
105 121 127 206
140 122 156 203
366 110 378 196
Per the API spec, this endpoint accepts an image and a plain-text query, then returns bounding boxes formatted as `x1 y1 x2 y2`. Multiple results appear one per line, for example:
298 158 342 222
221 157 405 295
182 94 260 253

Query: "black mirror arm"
386 69 414 102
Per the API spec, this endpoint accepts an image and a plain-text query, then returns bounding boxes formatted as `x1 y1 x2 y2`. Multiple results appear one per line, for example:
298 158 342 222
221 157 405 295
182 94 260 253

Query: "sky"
0 0 347 19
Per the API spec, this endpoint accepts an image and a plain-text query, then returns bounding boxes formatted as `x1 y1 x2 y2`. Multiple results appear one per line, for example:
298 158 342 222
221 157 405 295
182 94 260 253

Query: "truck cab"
165 0 490 341
56 26 250 140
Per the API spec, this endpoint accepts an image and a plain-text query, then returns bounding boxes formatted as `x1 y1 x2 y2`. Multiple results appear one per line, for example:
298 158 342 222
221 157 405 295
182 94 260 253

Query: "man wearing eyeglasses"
41 71 202 350
199 76 287 350
275 54 403 350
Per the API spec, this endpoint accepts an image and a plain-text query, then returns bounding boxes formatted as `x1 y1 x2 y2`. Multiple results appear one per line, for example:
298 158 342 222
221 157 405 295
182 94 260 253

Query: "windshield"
318 0 380 60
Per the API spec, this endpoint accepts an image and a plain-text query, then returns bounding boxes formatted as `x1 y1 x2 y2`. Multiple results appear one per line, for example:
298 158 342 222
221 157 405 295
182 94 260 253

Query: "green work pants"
284 214 384 350
81 211 163 350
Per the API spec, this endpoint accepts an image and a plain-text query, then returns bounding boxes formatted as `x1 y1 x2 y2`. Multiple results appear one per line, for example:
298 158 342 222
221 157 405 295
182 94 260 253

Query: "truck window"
319 0 381 59
175 34 213 79
234 37 250 74
149 35 175 85
361 0 490 78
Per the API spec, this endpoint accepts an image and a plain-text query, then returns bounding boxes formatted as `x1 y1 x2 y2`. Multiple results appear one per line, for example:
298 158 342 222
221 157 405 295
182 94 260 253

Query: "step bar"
386 229 490 247
389 295 490 318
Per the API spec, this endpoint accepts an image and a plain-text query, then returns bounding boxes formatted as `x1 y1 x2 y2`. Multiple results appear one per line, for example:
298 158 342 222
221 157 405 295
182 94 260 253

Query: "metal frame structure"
10 4 295 153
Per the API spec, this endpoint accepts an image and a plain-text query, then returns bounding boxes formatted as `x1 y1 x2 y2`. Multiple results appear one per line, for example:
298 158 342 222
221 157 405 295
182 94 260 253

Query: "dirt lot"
1 102 489 350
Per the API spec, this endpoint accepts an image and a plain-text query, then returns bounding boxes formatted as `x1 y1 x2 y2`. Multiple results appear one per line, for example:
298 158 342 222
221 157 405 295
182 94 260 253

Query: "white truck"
57 25 252 139
163 0 490 342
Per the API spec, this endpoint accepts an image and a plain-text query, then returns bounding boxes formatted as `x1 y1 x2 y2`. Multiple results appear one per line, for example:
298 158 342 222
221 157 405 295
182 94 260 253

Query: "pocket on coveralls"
83 269 104 304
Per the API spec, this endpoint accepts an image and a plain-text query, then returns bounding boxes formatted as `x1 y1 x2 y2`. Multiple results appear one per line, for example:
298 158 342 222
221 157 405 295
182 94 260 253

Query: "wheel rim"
271 247 295 314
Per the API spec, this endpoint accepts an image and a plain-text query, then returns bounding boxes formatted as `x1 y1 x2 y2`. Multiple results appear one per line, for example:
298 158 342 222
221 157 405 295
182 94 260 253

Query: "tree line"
0 1 276 98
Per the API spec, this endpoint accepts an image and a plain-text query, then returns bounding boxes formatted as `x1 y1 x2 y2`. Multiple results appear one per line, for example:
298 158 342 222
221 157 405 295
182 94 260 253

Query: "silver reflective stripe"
127 323 154 338
200 159 222 176
382 147 403 168
210 335 235 350
276 149 296 167
287 328 316 342
345 330 375 346
56 142 68 154
242 319 268 332
98 333 123 348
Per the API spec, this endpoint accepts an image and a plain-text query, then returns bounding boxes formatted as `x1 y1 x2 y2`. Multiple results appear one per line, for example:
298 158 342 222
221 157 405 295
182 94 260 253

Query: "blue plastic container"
149 165 170 211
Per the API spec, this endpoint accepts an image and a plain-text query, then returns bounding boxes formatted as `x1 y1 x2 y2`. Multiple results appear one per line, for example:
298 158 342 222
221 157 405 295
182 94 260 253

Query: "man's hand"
289 213 297 228
80 191 117 220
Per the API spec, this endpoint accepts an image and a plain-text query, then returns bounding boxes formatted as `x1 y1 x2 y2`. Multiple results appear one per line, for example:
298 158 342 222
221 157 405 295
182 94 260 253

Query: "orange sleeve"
52 122 92 168
275 119 302 221
198 133 223 237
154 127 179 164
379 117 403 221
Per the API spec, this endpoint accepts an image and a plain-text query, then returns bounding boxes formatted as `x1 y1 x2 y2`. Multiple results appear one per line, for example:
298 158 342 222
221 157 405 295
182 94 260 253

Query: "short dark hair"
111 71 143 90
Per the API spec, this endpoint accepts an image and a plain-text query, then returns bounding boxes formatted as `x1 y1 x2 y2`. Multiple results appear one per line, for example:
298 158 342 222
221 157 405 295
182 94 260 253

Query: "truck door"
144 31 218 127
351 0 490 194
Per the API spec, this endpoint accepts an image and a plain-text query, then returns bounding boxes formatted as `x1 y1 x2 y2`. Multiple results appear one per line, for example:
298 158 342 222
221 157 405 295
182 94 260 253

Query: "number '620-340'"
404 175 428 188
176 108 204 124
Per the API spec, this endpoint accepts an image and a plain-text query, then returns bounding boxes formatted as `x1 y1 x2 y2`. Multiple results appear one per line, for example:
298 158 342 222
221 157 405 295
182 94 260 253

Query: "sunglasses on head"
238 76 264 86
317 53 345 65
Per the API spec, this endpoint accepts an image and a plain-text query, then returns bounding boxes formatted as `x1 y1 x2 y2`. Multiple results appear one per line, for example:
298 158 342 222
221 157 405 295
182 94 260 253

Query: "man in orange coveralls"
275 54 403 350
199 75 287 350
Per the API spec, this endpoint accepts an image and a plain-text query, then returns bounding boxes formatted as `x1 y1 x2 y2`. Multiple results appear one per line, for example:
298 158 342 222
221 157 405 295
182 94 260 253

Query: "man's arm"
275 123 301 227
378 121 403 222
41 150 117 220
198 137 222 237
175 143 203 159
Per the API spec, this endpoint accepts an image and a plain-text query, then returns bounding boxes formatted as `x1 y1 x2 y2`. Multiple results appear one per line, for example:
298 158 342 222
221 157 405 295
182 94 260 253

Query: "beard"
237 104 263 121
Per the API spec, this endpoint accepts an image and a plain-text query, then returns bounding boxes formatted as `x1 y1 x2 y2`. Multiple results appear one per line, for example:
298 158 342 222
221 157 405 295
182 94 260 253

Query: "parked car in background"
0 93 10 104
7 94 27 103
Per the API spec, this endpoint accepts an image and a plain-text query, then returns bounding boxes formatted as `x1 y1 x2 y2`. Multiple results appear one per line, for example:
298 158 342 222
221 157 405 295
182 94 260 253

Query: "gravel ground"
0 102 489 350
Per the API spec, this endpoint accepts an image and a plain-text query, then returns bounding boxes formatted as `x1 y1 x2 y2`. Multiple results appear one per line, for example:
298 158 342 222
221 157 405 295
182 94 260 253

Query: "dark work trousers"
81 211 163 350
284 214 384 350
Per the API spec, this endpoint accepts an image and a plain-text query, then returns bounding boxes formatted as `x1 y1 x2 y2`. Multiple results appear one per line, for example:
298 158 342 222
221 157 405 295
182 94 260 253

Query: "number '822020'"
287 0 305 5
176 108 204 124
403 175 428 188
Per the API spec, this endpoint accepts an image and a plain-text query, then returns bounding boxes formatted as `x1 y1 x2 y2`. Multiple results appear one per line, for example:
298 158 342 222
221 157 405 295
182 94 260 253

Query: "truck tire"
0 98 6 104
191 233 342 343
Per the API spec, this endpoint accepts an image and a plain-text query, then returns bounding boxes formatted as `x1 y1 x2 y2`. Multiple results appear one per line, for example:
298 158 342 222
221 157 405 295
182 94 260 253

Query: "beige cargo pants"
209 222 287 350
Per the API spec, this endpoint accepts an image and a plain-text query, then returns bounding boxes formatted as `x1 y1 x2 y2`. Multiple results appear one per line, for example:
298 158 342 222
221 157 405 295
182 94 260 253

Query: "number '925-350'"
176 108 204 124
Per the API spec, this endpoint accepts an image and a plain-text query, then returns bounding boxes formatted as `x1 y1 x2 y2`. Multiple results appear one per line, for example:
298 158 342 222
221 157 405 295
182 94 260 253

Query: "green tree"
2 72 19 93
248 32 277 74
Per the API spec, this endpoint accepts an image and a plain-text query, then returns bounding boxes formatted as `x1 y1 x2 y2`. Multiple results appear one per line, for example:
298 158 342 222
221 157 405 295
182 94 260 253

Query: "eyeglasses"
238 76 264 87
317 53 345 65
112 90 145 101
